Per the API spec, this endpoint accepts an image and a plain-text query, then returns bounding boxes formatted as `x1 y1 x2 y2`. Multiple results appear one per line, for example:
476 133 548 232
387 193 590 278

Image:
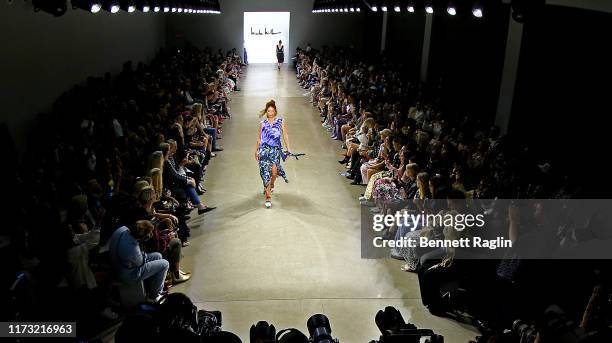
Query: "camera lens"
307 314 333 343
512 319 538 343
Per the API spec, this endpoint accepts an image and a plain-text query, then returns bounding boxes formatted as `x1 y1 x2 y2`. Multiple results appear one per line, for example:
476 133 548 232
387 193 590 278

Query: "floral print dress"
258 117 288 189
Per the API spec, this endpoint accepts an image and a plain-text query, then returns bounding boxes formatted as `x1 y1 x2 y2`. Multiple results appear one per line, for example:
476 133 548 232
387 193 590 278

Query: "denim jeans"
204 127 218 150
139 252 169 298
170 185 201 206
186 185 201 205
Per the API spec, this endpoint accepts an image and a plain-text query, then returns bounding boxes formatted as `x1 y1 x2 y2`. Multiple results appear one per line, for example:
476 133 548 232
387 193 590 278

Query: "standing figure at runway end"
255 100 291 208
276 40 284 70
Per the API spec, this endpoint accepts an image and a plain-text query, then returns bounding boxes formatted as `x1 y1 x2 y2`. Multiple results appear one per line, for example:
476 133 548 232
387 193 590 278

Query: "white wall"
166 0 369 56
244 12 290 63
0 2 166 150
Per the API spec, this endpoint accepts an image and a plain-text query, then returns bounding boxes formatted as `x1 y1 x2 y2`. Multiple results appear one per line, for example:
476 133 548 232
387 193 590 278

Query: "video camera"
249 307 442 343
369 306 444 343
249 313 338 343
512 305 612 343
115 293 240 343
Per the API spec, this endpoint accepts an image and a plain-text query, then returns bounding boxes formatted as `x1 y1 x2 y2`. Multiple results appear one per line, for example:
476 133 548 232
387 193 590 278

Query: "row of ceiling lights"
32 0 221 16
313 1 484 18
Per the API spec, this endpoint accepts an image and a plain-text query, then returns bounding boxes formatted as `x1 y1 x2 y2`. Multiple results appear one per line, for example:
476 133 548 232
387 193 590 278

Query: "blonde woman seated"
360 135 395 202
148 151 164 173
190 103 211 143
360 129 392 184
323 90 343 129
342 109 371 146
135 186 191 284
373 163 419 215
150 167 190 245
397 172 432 272
317 79 331 114
185 111 211 158
309 73 322 104
149 167 164 202
339 117 375 164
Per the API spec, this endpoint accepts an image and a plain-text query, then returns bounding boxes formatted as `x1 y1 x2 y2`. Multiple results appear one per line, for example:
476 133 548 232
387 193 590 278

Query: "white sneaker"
370 207 381 213
265 200 272 208
359 196 366 201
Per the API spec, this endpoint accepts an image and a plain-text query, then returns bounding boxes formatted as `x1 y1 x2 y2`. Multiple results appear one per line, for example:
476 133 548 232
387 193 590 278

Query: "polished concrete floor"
173 64 479 342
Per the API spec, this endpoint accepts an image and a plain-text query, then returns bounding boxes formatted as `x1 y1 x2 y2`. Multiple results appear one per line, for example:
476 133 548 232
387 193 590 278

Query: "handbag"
151 229 173 254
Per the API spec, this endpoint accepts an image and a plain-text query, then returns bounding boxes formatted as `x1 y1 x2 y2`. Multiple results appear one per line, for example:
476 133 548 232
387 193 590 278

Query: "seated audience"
107 219 169 302
5 44 243 328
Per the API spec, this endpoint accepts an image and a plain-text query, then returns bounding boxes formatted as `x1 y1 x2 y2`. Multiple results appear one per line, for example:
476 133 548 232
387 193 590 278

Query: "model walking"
276 40 284 70
255 100 291 208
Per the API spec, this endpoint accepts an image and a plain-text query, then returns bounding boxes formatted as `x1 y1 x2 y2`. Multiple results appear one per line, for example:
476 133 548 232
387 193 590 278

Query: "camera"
249 314 337 343
538 305 607 343
116 293 227 342
370 307 444 343
512 319 538 343
511 304 612 343
307 314 338 343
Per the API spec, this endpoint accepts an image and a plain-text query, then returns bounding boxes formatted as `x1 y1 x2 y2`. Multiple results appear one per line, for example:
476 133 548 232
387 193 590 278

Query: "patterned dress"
259 117 288 189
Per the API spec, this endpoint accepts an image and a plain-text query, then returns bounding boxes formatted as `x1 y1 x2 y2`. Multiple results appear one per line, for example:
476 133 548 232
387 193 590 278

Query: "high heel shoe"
338 156 349 164
171 271 192 285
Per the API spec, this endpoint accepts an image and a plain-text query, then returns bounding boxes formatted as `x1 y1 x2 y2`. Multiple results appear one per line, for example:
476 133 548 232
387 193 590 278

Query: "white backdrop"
244 12 290 64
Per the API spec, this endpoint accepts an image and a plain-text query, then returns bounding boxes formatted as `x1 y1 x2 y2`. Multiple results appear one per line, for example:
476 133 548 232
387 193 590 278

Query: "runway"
172 64 478 342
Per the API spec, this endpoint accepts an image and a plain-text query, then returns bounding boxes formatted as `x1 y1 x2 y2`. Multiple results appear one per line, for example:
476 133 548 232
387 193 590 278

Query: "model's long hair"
259 99 277 118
